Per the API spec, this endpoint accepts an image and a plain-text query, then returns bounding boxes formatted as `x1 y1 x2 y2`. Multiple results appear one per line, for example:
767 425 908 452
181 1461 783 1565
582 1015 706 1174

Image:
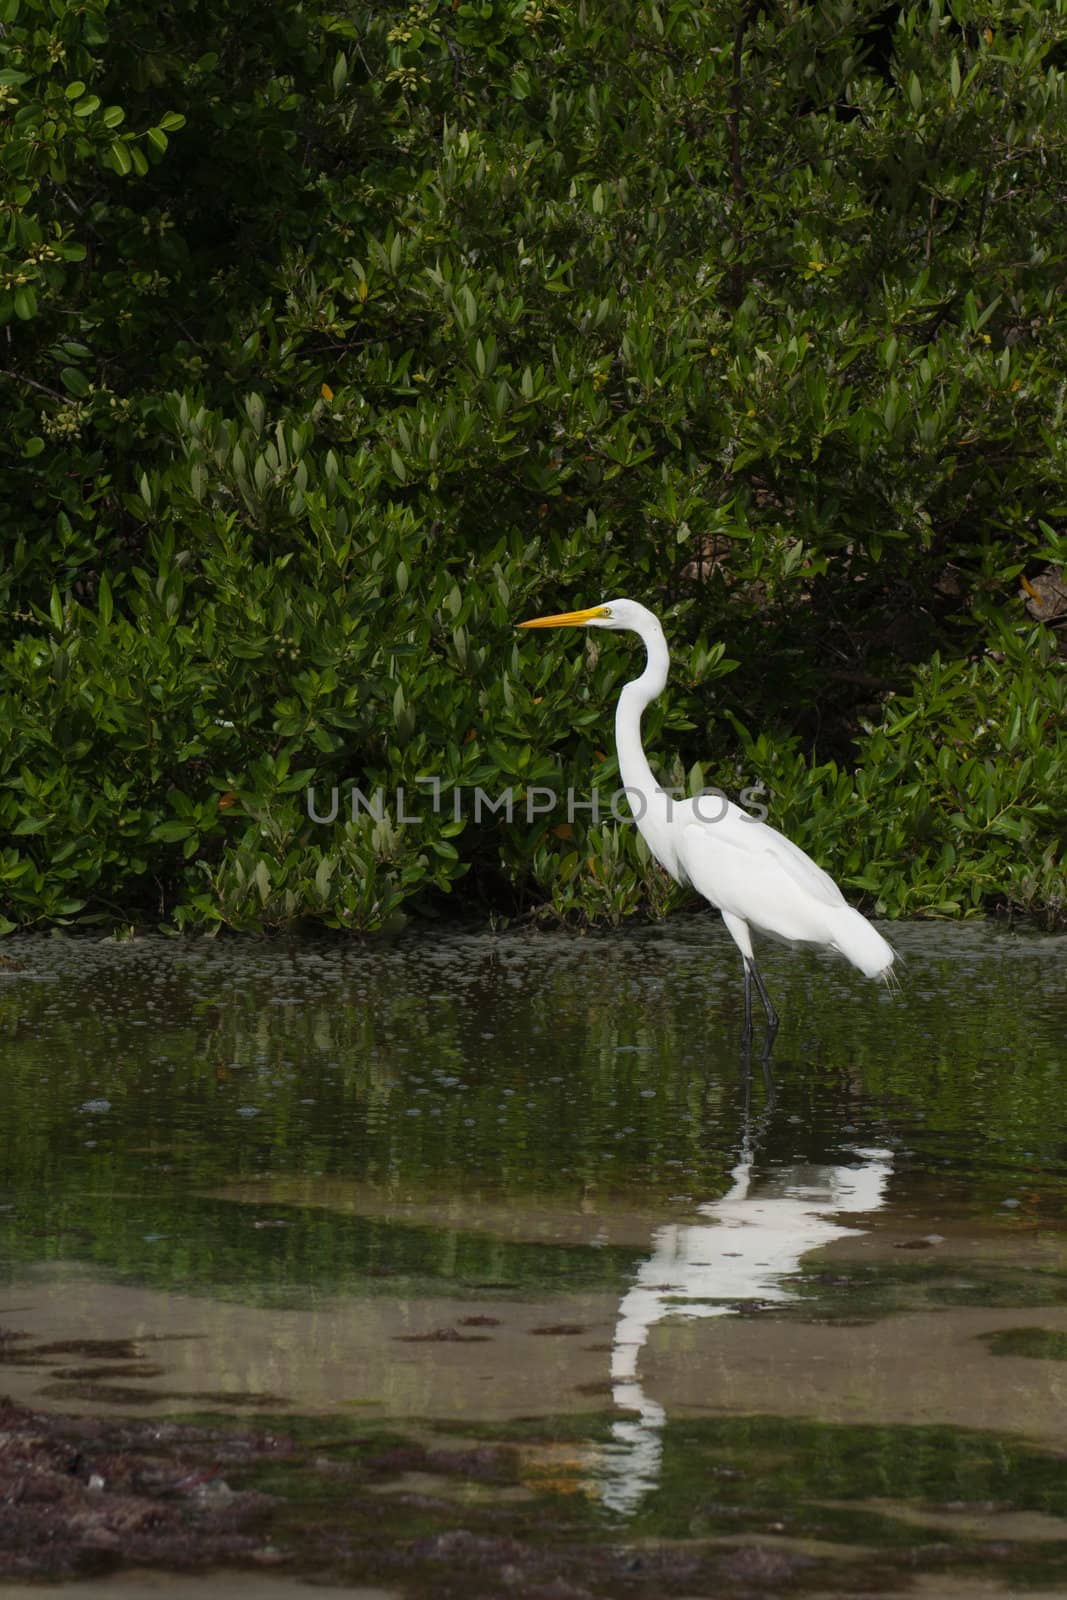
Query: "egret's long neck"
614 622 669 798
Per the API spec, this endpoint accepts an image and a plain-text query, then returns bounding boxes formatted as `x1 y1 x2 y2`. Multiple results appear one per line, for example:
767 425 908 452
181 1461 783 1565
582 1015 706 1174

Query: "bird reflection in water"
594 1128 893 1514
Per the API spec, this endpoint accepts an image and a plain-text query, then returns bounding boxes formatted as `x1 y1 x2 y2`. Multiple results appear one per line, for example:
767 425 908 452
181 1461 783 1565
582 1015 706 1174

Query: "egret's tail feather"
828 906 895 981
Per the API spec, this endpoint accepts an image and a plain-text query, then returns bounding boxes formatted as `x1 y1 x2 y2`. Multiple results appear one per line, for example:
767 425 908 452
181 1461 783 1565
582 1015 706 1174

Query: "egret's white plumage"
518 597 894 1051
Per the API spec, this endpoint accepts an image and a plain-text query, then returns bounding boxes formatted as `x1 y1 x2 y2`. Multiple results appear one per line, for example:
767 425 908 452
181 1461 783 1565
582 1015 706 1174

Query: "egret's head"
517 598 651 633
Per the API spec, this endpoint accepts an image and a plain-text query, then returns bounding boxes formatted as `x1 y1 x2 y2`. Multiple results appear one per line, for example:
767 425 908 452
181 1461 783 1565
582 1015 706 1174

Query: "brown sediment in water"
0 1394 833 1593
4 1183 1067 1443
207 1171 1067 1259
9 1263 1067 1442
0 1264 619 1420
3 1183 1067 1596
3 1232 1067 1597
0 1580 397 1600
0 1389 1061 1600
206 1174 705 1250
0 1395 290 1580
640 1300 1067 1442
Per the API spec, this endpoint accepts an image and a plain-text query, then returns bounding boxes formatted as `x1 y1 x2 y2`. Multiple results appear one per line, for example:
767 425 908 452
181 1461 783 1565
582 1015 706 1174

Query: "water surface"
1 920 1066 1593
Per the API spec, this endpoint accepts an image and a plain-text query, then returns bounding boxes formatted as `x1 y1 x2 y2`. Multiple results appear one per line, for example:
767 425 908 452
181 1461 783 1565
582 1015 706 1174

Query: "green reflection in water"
0 1194 640 1307
0 920 1064 1304
982 1326 1067 1360
634 1414 1067 1536
790 1260 1067 1317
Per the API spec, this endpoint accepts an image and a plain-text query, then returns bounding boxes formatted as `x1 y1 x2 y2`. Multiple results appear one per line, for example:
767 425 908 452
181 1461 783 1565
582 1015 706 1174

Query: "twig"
0 368 67 404
726 0 761 306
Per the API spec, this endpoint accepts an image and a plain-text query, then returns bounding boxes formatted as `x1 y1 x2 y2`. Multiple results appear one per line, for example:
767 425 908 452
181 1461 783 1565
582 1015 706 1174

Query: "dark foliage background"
1 0 1064 932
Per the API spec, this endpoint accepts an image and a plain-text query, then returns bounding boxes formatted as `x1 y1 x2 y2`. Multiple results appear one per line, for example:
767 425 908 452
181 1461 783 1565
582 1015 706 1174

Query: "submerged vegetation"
1 0 1065 932
6 1396 1067 1591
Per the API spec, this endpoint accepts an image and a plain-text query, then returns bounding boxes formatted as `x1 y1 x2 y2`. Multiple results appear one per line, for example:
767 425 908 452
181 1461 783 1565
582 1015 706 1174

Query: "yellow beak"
517 605 609 629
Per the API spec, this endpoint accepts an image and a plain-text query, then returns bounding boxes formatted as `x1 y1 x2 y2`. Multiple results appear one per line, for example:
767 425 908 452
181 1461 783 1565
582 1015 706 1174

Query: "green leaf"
109 140 133 175
60 366 90 397
22 436 45 458
254 859 271 903
13 286 37 320
72 93 101 117
150 820 195 842
147 126 168 154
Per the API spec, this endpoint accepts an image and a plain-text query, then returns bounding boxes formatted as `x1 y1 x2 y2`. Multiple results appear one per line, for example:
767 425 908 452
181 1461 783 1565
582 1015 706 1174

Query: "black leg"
741 960 754 1049
760 1051 777 1105
742 957 779 1058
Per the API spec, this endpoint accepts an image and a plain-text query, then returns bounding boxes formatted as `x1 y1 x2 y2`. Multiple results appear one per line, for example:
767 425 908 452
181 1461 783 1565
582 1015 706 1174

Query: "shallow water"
1 919 1066 1593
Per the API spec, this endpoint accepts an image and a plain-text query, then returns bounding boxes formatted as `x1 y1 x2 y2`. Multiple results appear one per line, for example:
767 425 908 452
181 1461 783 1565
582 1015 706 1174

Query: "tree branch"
726 0 761 306
0 368 68 404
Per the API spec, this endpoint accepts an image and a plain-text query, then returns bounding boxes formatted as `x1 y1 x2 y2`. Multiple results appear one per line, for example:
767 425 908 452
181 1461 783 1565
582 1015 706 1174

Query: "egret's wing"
731 816 846 907
679 803 846 934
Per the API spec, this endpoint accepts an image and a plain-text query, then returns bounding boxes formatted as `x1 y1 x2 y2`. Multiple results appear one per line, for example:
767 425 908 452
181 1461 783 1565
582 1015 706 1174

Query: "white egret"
518 599 894 1052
